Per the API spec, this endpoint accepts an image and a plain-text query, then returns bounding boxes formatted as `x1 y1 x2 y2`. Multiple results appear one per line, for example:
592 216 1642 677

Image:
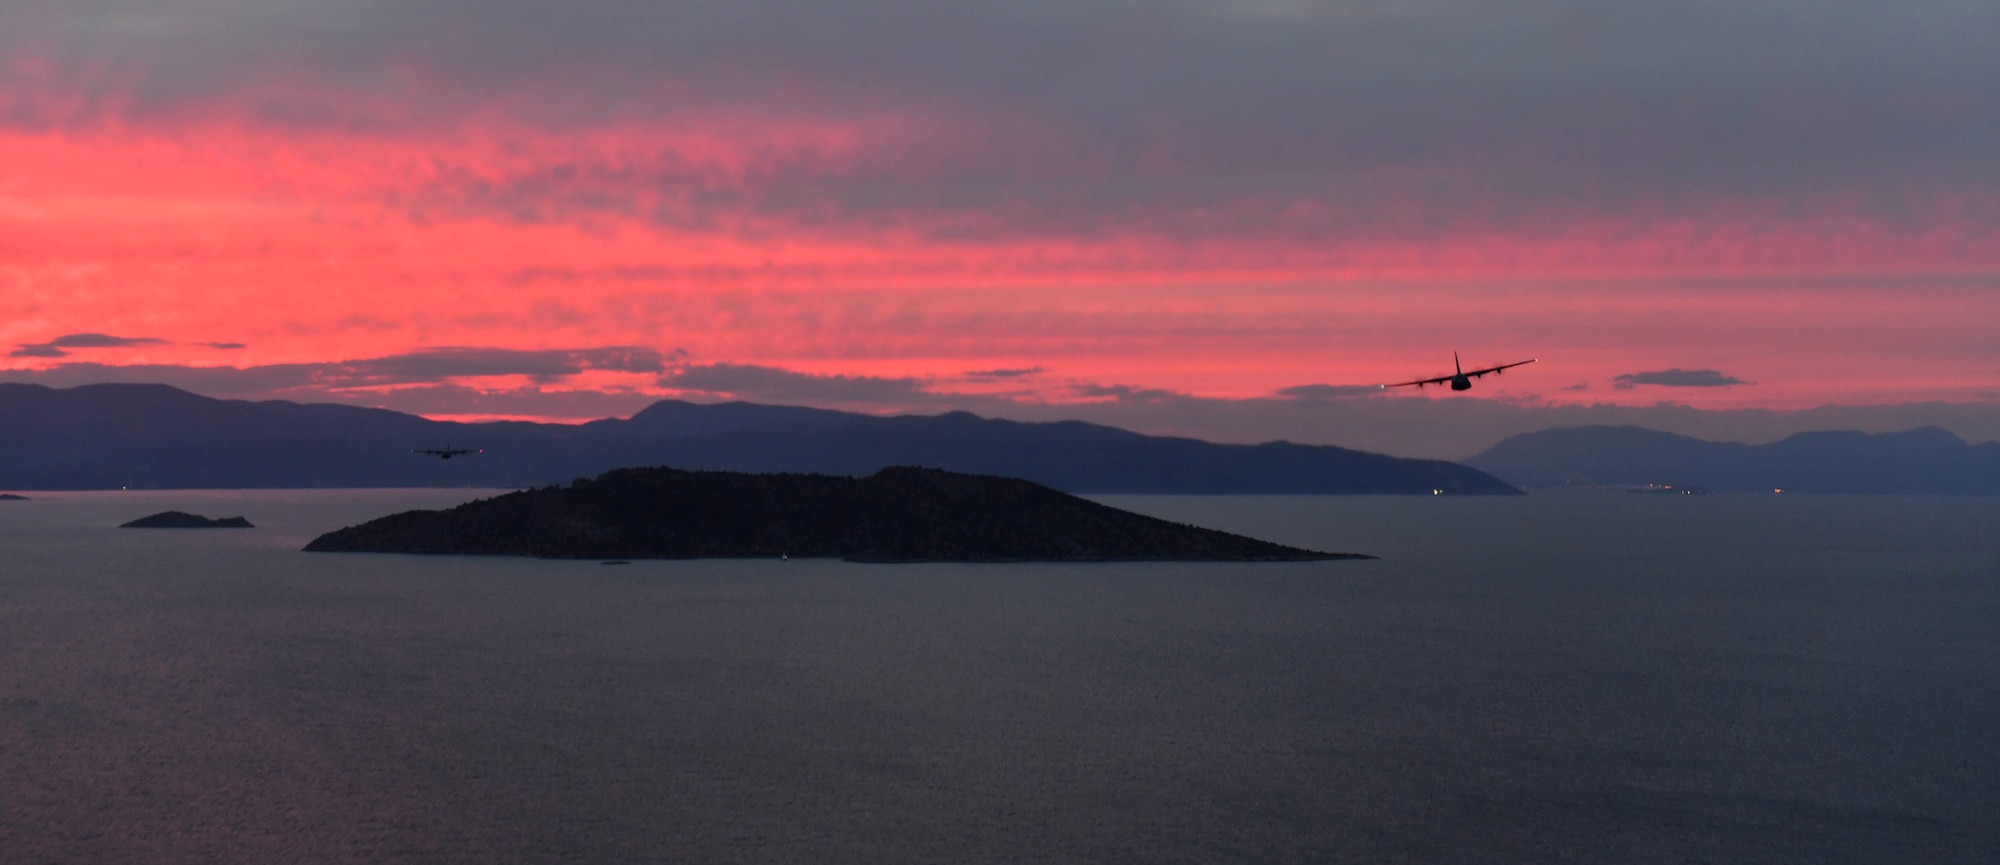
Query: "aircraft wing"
1462 358 1537 378
1383 373 1455 388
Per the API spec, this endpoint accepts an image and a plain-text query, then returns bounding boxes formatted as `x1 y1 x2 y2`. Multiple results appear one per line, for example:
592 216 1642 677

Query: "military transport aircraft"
414 444 482 459
1384 353 1536 391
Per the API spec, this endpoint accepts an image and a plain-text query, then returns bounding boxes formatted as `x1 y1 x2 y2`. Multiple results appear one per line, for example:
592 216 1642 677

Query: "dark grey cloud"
45 333 167 348
203 342 247 350
0 346 678 399
1071 383 1192 405
1613 369 1746 389
10 333 167 358
962 367 1043 380
1275 384 1385 401
661 362 941 405
5 1 1994 242
313 346 676 386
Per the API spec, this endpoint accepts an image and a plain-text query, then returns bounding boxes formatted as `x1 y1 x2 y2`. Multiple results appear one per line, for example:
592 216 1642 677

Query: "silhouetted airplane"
415 444 482 459
1385 353 1536 391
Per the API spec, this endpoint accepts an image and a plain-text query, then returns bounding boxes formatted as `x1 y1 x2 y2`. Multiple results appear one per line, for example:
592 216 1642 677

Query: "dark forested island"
304 466 1367 562
0 493 26 500
0 382 1519 495
120 511 254 528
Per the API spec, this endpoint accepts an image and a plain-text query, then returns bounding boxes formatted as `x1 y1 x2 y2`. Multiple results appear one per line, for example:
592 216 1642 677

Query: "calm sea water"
1 489 1995 864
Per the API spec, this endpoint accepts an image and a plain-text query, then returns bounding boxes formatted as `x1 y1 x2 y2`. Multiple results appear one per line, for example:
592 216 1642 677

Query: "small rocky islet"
305 465 1368 563
120 511 254 528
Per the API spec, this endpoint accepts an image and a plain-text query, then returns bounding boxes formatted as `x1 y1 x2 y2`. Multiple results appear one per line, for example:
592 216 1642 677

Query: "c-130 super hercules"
414 443 482 459
1384 353 1536 391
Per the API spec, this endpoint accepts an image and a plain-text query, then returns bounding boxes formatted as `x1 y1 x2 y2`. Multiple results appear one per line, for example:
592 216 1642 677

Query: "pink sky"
4 1 1997 455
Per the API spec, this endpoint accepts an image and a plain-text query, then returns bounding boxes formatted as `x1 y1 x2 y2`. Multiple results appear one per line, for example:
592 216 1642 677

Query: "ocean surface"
2 489 1995 864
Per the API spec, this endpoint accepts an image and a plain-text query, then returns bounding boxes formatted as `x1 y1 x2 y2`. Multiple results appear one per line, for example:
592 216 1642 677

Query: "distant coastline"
1468 425 2000 494
0 382 1519 495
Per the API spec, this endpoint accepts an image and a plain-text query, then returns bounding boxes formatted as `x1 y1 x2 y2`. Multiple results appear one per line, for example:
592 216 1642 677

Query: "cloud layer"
1 1 1995 420
10 333 168 358
1613 369 1747 389
0 347 676 402
661 363 936 406
5 1 1997 248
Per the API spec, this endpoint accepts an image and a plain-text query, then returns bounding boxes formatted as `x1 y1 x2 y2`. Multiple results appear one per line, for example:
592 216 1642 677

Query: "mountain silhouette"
119 511 254 528
1467 425 2000 493
0 383 1520 494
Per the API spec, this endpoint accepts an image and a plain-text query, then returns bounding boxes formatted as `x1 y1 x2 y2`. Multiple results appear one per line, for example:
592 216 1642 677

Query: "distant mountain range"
1467 425 2000 494
0 383 1520 495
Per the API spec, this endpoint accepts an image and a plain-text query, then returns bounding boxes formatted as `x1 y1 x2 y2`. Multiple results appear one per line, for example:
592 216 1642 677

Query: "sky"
3 0 1997 458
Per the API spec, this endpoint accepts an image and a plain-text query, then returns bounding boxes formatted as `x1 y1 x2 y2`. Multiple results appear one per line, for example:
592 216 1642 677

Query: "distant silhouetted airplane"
414 444 482 459
1385 353 1536 391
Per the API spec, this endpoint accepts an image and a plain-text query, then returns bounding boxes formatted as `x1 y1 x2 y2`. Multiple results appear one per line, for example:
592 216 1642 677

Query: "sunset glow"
5 1 1997 454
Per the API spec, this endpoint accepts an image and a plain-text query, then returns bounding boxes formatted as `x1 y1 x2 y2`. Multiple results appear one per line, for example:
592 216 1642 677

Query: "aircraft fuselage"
1384 354 1537 392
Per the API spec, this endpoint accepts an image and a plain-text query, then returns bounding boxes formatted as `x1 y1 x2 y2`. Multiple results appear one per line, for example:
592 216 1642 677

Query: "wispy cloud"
660 363 939 406
1275 384 1385 401
1613 369 1747 389
962 367 1043 381
1071 383 1192 405
10 333 167 358
312 346 677 387
0 346 681 400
